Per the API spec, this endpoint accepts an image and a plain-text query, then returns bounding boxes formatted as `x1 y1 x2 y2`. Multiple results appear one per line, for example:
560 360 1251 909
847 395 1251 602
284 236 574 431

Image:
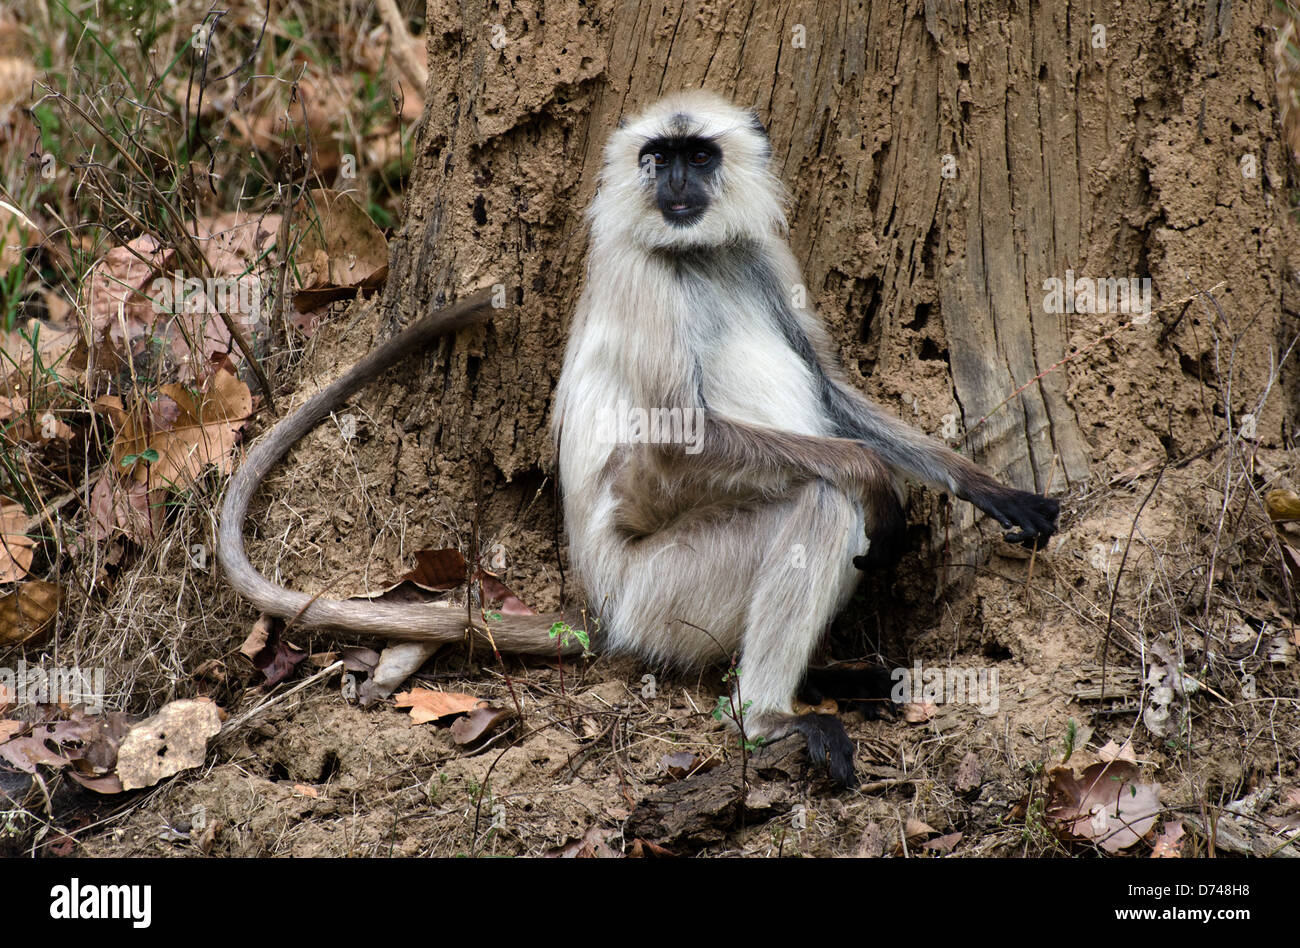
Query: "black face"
637 136 722 227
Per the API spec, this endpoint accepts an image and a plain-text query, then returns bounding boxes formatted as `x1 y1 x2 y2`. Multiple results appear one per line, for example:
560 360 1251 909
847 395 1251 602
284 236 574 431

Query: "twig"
217 660 345 739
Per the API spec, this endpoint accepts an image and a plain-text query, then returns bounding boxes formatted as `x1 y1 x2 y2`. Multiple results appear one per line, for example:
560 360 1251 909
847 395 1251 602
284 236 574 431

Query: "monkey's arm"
828 385 1060 546
609 413 906 558
611 403 1054 556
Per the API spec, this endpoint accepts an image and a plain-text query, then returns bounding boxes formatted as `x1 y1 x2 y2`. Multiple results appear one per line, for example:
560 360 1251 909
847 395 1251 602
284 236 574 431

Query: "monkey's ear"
748 110 769 139
617 116 628 129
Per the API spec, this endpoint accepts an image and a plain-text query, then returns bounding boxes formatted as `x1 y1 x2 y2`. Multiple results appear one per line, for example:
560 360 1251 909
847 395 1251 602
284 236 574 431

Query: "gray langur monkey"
551 91 1058 785
218 90 1059 788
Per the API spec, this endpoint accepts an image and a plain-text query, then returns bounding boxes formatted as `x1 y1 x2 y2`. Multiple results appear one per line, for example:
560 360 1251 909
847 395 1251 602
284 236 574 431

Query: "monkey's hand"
970 485 1060 548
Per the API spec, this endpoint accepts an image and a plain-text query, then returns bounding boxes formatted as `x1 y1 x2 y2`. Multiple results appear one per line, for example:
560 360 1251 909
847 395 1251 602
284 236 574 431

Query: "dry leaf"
0 734 69 772
0 580 61 646
0 319 80 392
349 548 469 605
393 688 482 724
66 771 125 794
902 701 937 723
0 502 33 582
395 548 535 614
658 751 721 780
627 838 675 858
84 218 276 384
546 827 623 858
359 641 439 705
1096 740 1139 764
239 614 274 660
240 616 307 686
341 647 381 673
143 367 253 490
292 189 388 310
920 831 963 853
240 615 307 686
1045 759 1160 853
196 819 222 854
904 818 938 841
1150 820 1185 858
1266 489 1300 522
116 698 222 791
87 471 158 545
450 706 512 745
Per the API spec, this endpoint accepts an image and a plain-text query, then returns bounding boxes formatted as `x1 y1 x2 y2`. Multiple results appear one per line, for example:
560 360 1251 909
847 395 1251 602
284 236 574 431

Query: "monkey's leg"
738 480 868 787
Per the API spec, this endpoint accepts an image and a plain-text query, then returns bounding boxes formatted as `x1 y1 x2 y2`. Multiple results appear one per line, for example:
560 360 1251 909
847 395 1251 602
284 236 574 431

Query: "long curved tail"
216 290 588 655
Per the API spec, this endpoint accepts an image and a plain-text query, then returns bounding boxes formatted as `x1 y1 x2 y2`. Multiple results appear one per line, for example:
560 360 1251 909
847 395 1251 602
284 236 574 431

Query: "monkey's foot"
786 713 858 789
799 664 897 721
977 488 1060 549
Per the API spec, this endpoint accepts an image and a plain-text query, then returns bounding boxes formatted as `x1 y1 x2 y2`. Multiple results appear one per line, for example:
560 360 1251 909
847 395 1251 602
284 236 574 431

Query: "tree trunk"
275 0 1297 609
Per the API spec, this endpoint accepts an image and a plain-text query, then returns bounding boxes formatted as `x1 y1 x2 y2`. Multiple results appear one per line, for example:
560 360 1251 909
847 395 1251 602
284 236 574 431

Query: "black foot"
854 495 907 571
787 713 857 788
799 664 897 721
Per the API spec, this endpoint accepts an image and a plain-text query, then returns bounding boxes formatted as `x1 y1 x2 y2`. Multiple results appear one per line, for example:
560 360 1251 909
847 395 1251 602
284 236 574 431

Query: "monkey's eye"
689 151 712 166
652 153 668 167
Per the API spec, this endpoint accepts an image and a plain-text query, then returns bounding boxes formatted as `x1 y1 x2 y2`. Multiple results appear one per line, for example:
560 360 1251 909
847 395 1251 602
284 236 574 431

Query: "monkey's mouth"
659 200 704 226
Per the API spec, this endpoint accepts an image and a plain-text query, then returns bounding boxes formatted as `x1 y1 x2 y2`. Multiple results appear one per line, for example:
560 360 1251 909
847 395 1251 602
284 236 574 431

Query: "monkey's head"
590 90 787 251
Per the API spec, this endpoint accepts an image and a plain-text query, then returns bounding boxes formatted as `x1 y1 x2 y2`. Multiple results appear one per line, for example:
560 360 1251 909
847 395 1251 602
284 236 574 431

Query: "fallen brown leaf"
292 189 388 302
239 614 274 660
0 733 69 772
87 471 158 545
1150 820 1185 858
0 580 61 646
66 771 125 794
450 705 512 745
627 838 675 858
1096 739 1139 763
1266 489 1300 522
144 367 253 490
1045 759 1160 853
393 688 483 724
0 502 33 582
904 818 938 842
658 751 722 780
546 826 623 858
116 697 222 791
902 701 937 723
920 831 963 854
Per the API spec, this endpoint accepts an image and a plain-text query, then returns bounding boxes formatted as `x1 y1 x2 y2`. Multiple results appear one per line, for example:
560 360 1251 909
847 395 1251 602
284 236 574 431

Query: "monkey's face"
589 91 788 252
637 137 722 228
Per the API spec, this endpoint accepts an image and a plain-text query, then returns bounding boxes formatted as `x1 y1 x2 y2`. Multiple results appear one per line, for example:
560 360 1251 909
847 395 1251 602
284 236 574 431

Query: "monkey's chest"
698 325 826 435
